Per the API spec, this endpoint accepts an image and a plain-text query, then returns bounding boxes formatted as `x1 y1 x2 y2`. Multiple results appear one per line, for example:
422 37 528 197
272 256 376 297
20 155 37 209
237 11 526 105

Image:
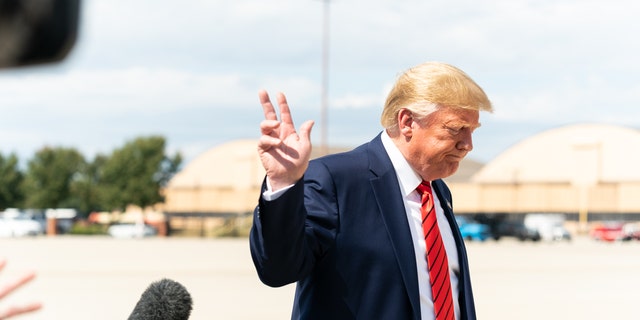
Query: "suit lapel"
367 135 421 320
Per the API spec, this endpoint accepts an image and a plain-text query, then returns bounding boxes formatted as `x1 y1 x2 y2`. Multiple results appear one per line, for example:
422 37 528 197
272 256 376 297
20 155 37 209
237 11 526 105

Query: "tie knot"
416 180 432 196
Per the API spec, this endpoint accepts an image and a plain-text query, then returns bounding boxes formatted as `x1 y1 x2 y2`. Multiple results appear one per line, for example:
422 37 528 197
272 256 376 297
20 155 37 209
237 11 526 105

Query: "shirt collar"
381 130 423 197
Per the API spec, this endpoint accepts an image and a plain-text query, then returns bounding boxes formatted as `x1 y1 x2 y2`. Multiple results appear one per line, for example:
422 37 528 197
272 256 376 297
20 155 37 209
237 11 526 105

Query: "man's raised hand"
258 90 314 191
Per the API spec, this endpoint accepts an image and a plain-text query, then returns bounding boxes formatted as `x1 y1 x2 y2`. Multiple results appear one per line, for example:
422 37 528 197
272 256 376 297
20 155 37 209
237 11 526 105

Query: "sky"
1 0 639 168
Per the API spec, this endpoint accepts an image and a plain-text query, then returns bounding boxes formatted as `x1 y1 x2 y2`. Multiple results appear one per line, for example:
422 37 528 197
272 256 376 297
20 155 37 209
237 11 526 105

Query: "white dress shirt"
381 131 460 320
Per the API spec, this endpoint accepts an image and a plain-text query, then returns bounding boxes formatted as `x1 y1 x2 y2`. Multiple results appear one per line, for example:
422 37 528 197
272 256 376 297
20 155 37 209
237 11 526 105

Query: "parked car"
455 216 491 241
108 223 157 238
524 213 572 242
0 215 45 237
590 222 629 242
623 222 640 240
493 220 541 241
45 208 78 234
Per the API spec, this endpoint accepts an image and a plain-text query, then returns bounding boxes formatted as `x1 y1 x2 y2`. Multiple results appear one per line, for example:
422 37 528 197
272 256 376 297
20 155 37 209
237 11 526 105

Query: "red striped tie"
417 181 454 320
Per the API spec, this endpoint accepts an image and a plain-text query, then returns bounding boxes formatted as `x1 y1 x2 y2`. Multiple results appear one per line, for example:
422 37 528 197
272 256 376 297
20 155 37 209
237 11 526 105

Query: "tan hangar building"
162 123 640 226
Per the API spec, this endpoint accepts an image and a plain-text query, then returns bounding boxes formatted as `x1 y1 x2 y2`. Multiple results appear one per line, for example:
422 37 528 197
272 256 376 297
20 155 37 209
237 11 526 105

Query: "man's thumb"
299 120 315 142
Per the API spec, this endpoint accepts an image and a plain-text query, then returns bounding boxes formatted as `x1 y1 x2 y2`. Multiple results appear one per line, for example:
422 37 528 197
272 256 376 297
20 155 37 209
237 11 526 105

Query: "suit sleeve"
249 161 339 287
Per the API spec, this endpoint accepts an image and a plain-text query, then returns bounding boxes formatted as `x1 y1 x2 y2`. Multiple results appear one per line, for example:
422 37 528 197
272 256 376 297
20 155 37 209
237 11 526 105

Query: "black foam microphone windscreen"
128 278 193 320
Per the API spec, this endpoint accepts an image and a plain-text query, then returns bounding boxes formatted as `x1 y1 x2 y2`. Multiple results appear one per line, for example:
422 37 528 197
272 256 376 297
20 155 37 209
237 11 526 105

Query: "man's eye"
446 126 462 135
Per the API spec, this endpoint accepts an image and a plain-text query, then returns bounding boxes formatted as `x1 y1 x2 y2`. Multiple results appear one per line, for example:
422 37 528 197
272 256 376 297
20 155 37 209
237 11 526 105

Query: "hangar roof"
471 123 640 184
168 139 265 189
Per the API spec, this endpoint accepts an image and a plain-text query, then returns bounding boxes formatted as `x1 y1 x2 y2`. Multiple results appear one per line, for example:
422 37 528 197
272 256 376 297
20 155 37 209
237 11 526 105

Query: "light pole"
319 0 330 156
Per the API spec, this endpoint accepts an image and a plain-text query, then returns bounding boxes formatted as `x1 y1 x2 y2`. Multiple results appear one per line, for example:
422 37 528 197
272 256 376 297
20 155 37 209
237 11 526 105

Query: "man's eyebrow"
445 121 482 129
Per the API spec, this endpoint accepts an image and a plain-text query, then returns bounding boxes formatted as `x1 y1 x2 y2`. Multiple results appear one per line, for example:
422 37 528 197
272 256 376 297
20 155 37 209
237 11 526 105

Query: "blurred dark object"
493 220 541 242
0 0 80 68
623 222 640 241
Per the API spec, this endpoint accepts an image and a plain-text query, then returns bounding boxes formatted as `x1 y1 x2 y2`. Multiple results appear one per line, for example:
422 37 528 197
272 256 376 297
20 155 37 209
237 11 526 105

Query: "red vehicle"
589 222 629 242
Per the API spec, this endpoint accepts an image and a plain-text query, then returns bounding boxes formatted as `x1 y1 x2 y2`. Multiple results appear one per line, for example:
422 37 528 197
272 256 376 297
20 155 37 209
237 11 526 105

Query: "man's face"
403 107 480 181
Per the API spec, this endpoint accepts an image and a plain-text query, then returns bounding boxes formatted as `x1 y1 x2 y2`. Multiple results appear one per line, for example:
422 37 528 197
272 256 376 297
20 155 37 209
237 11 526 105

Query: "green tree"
0 153 24 209
21 147 86 209
70 154 108 215
98 136 181 211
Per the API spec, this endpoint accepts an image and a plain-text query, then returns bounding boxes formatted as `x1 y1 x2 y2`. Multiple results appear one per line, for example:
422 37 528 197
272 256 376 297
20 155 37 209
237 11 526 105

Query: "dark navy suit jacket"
250 134 476 320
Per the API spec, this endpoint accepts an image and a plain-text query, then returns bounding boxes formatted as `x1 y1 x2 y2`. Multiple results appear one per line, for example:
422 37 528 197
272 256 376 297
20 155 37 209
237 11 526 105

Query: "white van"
524 213 572 242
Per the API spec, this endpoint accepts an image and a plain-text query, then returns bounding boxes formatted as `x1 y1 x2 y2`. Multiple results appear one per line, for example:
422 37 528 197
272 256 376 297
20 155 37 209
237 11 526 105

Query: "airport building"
446 123 640 225
161 123 640 232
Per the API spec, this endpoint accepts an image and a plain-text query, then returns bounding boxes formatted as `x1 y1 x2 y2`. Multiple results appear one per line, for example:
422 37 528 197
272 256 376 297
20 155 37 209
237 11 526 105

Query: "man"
250 61 493 320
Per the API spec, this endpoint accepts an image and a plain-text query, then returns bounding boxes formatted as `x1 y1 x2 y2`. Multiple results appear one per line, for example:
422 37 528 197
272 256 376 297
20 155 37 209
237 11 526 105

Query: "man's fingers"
259 90 278 121
0 302 43 319
260 119 281 135
258 135 283 151
276 92 295 128
0 271 36 299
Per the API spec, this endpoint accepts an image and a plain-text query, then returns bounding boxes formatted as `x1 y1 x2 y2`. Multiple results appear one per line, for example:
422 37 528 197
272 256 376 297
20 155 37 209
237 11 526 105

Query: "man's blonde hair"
380 62 493 130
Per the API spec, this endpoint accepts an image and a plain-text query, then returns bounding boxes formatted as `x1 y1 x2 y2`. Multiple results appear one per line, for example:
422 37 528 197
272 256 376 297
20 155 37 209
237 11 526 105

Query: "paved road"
467 236 640 319
1 236 638 319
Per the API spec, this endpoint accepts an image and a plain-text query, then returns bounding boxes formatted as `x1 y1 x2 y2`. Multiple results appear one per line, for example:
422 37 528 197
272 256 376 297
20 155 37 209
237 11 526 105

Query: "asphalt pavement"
1 235 638 319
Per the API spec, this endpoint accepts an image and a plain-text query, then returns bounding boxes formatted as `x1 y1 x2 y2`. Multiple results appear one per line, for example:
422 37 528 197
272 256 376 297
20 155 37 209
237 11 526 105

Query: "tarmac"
1 235 638 319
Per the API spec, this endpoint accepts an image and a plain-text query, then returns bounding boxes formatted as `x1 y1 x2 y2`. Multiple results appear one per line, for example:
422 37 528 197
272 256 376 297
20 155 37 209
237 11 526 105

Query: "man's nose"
457 131 473 151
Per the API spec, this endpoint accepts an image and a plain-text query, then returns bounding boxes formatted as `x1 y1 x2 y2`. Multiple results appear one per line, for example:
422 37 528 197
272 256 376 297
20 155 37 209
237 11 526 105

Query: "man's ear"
397 109 414 137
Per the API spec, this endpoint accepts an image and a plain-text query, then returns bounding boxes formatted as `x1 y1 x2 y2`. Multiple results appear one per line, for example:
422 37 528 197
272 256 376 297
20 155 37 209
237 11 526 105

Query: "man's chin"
431 162 460 180
443 162 460 178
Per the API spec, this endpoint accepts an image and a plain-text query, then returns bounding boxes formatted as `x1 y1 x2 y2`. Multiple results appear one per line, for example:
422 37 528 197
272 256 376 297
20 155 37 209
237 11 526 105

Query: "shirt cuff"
262 177 295 201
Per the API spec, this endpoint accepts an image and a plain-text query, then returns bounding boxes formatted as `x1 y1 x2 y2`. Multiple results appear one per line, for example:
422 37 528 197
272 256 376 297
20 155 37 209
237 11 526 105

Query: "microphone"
128 278 193 320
